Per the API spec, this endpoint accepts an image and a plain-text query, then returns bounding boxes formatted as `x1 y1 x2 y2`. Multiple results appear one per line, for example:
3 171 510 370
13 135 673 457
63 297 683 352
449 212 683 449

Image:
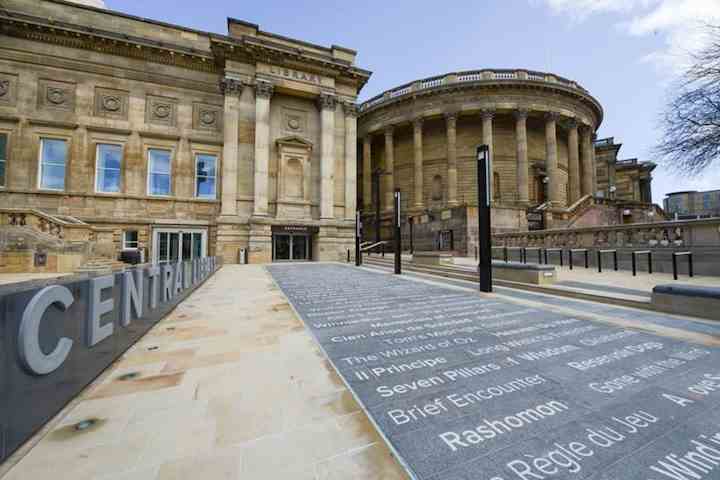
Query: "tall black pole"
355 210 362 266
374 170 381 245
476 144 492 292
394 189 401 274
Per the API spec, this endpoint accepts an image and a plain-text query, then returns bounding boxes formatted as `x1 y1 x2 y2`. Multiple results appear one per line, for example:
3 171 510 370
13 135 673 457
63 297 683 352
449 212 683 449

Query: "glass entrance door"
273 234 310 261
274 234 291 261
154 229 206 264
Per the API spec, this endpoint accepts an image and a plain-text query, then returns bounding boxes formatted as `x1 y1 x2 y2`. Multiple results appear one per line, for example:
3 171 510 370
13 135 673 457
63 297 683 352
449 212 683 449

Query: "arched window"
432 175 443 201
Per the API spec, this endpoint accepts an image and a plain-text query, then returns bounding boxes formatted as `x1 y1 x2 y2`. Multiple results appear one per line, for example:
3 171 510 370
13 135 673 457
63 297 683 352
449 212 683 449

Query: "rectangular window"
195 153 217 199
0 133 6 187
95 143 122 193
148 148 171 196
123 230 139 250
39 138 67 190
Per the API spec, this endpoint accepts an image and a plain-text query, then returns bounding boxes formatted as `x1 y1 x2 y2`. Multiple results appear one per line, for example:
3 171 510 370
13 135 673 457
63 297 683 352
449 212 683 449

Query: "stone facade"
356 70 657 243
0 0 370 265
594 137 654 204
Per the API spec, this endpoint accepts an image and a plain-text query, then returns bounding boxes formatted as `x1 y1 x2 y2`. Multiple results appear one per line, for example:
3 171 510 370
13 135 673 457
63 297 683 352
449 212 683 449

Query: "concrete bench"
491 260 557 285
413 251 453 266
651 284 720 320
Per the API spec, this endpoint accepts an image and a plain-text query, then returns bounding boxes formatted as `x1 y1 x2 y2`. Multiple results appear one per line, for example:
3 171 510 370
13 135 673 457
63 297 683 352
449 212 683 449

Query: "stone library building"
0 0 657 270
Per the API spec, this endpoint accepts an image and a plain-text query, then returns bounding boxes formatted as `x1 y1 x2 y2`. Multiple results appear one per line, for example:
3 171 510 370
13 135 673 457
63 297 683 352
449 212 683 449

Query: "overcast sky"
100 0 720 203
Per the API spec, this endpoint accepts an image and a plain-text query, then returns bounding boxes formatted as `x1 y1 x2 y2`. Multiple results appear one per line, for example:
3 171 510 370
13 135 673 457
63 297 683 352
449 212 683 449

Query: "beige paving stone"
2 265 408 480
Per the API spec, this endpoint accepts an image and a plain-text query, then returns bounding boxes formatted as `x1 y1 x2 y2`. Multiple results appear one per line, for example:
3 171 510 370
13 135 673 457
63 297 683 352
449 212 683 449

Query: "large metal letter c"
18 285 74 375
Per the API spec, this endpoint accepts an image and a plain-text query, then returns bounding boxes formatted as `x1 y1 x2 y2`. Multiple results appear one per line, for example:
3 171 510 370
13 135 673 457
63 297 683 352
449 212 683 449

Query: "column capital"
254 80 274 99
413 117 424 129
513 108 529 120
384 125 394 138
579 123 594 135
444 111 458 124
317 92 337 111
566 117 579 129
342 102 358 117
220 78 243 96
544 111 561 122
480 109 495 120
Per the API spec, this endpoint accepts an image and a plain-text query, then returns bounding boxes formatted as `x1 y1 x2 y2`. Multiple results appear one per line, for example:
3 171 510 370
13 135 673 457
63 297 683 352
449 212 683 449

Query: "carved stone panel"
192 103 222 132
0 73 18 106
38 79 76 112
282 107 308 136
145 95 178 127
94 87 129 119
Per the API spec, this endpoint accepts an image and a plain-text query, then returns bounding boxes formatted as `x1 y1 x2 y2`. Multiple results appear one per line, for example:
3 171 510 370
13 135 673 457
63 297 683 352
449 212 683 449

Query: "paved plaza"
270 263 720 480
5 263 720 480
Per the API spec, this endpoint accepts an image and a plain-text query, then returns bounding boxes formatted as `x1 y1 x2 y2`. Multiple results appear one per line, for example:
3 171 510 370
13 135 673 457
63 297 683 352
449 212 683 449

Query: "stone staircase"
74 256 128 274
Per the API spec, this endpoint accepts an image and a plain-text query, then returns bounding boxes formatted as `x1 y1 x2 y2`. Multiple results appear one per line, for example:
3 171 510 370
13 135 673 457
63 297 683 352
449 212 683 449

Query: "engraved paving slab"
267 264 720 480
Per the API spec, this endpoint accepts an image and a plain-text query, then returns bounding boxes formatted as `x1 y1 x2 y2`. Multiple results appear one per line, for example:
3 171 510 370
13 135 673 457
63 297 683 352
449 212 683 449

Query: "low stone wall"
0 256 220 464
493 218 720 276
652 285 720 320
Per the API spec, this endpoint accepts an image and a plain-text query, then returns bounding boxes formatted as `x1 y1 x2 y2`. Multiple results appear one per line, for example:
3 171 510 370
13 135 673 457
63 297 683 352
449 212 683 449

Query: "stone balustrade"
493 218 720 250
359 68 590 113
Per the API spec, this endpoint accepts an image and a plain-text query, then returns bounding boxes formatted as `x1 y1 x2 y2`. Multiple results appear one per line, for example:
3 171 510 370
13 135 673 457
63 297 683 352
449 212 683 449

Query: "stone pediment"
276 135 313 151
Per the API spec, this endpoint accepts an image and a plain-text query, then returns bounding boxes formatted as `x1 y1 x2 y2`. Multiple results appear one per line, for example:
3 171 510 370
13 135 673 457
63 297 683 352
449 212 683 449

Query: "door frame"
272 233 311 262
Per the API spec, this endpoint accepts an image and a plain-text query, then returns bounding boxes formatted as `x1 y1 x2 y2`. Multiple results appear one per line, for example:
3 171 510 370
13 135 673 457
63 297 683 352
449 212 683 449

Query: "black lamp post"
393 189 401 274
355 210 362 266
476 144 492 292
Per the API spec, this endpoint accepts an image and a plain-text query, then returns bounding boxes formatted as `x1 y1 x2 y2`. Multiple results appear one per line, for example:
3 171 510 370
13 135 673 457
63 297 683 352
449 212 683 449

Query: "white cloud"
539 0 720 73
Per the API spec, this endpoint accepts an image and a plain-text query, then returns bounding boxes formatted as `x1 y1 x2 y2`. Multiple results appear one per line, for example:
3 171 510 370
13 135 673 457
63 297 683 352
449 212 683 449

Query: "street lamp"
476 144 492 292
393 189 401 274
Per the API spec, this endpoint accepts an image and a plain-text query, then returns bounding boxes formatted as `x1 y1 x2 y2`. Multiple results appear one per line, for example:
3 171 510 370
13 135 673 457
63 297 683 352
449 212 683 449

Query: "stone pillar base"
215 221 250 265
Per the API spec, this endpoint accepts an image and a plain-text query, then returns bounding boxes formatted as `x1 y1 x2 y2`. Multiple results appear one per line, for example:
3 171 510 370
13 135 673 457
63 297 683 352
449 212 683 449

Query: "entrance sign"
269 264 720 480
0 257 220 463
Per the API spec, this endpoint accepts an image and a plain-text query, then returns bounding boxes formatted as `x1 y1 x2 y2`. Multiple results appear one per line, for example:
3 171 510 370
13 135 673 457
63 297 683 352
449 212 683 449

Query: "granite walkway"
269 263 720 480
1 265 408 480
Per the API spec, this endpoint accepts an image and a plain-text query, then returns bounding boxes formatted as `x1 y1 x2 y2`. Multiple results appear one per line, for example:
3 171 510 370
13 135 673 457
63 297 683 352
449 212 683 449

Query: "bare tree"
656 25 720 175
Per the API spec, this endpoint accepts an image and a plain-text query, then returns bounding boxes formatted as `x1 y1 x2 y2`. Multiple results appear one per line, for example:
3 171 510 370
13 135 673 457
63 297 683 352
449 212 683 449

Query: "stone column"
362 135 372 210
481 110 495 200
544 112 561 205
514 109 529 205
580 125 594 197
318 93 336 219
384 126 395 211
567 118 580 204
253 80 273 216
220 78 242 216
445 112 458 207
591 133 598 195
413 118 424 209
343 102 358 219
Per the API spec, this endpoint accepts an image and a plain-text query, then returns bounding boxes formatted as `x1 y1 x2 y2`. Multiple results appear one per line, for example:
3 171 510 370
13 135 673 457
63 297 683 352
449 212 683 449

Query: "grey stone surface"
268 264 720 480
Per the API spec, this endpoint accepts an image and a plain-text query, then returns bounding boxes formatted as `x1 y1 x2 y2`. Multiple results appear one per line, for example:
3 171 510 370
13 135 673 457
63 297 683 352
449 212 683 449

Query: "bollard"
632 250 652 276
521 247 527 264
544 248 548 265
503 246 508 263
382 243 385 258
568 249 588 270
672 252 693 280
347 249 351 263
597 249 618 273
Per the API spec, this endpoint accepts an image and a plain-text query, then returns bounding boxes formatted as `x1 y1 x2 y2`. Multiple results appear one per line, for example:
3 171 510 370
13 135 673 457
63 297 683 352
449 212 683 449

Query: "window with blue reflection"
39 138 67 190
195 153 217 199
95 143 122 193
148 148 171 196
0 133 6 187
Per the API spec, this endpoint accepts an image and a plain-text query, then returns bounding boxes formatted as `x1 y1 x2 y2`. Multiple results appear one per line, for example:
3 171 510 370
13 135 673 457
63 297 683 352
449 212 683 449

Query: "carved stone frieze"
146 95 178 127
38 79 76 112
94 87 129 119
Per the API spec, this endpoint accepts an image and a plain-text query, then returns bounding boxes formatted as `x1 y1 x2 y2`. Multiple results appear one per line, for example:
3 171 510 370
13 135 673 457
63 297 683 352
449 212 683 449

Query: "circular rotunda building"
356 69 653 251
